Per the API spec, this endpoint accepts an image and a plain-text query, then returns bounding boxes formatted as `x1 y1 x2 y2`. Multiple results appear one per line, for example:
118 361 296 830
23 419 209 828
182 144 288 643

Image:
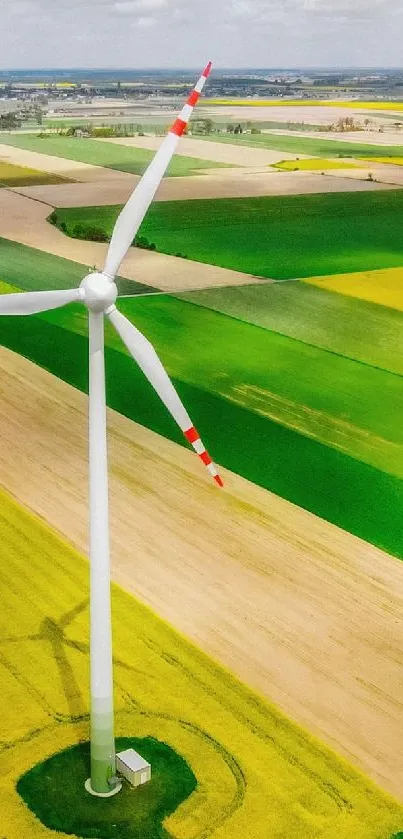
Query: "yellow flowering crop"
274 158 363 170
207 99 403 110
305 266 403 312
0 487 402 838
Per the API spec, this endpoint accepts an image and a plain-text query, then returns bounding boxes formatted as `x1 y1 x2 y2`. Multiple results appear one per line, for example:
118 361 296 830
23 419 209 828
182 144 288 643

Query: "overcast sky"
0 0 401 69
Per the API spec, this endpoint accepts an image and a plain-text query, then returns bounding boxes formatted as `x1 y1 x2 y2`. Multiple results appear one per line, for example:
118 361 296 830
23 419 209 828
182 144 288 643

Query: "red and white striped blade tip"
170 61 213 138
184 426 224 488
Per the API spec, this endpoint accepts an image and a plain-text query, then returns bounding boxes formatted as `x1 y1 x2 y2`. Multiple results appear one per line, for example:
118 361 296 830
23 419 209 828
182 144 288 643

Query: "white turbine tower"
0 62 222 797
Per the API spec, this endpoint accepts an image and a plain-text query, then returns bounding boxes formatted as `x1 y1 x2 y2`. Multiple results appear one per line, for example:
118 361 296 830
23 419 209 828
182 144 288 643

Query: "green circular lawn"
17 736 197 839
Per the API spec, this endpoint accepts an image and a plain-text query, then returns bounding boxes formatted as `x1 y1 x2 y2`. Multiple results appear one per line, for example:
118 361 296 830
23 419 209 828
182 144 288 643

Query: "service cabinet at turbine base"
116 748 151 787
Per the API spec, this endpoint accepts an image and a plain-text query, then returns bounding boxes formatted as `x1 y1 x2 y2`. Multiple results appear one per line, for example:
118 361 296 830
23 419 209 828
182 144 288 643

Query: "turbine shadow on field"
0 600 89 720
0 596 156 721
42 602 88 720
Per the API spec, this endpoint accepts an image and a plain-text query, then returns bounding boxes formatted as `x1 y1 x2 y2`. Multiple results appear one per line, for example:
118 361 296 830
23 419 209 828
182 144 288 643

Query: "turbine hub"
80 272 118 313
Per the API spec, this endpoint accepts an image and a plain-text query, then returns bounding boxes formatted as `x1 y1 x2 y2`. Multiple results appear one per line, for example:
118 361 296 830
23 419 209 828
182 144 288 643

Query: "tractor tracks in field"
138 637 351 817
116 688 247 839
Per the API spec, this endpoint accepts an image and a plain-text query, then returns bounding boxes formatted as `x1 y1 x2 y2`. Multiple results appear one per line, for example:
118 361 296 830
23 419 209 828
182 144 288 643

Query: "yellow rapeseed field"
360 156 403 166
305 266 403 312
1 486 403 838
0 162 69 187
274 158 362 171
207 99 403 110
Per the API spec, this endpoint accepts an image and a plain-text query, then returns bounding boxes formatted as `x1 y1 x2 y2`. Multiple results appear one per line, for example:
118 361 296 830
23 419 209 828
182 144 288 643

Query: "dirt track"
10 165 394 209
1 347 403 799
95 135 304 166
266 127 403 145
1 136 399 211
0 190 261 292
319 164 403 186
205 104 391 124
0 141 137 184
1 133 399 213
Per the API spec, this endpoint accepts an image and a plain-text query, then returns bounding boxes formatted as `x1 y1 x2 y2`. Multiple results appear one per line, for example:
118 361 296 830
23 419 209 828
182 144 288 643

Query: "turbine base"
85 777 122 797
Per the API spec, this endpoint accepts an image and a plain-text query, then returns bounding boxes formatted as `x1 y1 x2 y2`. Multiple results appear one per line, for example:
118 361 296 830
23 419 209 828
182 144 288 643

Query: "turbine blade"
107 305 223 487
0 287 84 315
103 61 212 280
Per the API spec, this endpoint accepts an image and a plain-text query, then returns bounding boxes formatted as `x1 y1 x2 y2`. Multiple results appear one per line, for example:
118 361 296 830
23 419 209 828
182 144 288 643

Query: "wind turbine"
0 61 222 797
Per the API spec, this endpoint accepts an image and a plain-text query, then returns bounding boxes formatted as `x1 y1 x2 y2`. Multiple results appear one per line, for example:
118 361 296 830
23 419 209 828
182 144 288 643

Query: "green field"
39 117 325 132
42 117 178 128
0 236 156 297
18 737 196 838
55 190 403 280
1 241 403 557
2 487 402 839
37 294 403 481
200 129 403 160
0 133 231 177
178 281 403 376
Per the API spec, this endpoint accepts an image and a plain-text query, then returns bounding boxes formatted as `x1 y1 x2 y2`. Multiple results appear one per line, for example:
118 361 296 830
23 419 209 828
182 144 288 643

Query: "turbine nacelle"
80 272 118 313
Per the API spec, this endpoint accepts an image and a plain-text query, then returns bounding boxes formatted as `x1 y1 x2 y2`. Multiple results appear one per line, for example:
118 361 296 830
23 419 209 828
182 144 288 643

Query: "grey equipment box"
116 748 151 787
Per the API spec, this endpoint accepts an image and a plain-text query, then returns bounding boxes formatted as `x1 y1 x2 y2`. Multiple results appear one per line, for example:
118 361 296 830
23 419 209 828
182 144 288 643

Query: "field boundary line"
4 185 57 208
174 290 403 381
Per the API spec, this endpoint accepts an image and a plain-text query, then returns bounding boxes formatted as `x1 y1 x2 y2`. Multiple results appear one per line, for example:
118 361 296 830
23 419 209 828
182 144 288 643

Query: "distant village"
2 68 403 104
1 68 403 130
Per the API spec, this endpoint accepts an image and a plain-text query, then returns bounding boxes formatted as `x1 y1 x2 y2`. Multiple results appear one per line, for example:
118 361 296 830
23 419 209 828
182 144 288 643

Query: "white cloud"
136 0 166 7
229 0 255 17
114 0 166 14
136 14 156 26
0 0 402 67
172 6 192 22
12 1 36 14
303 0 401 19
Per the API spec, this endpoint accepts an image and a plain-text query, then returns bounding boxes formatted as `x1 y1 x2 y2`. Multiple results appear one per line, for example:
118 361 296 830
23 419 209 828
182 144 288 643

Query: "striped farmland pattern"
104 61 213 280
105 307 223 488
96 61 221 487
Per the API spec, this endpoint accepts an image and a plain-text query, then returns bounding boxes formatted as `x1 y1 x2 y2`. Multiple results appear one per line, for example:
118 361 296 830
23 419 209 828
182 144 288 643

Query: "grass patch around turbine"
17 737 196 839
